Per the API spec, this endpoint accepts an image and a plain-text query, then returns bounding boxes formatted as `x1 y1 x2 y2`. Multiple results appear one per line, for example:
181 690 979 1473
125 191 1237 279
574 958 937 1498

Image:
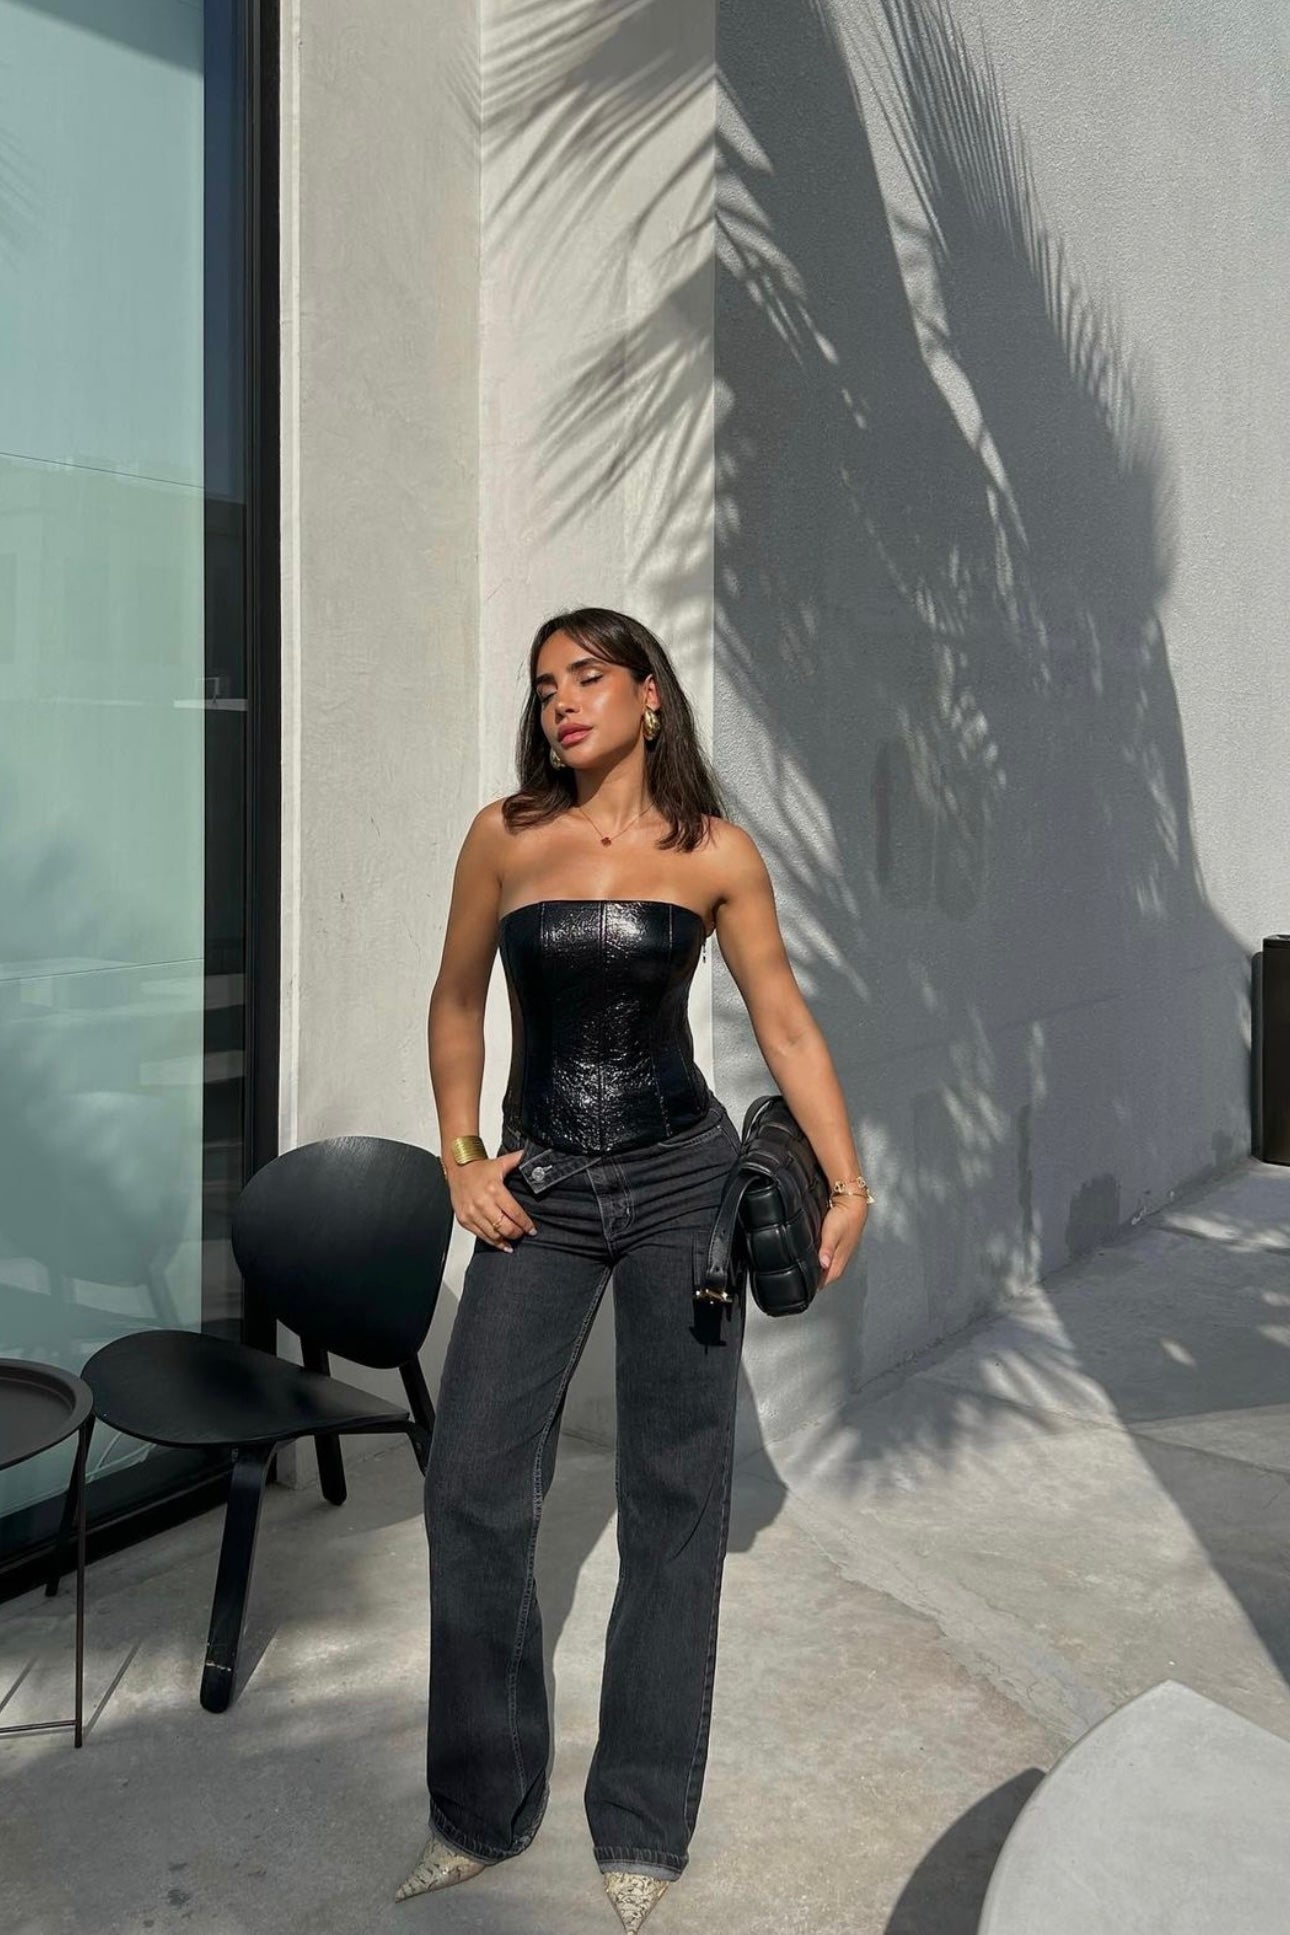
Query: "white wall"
282 0 1290 1470
280 0 718 1461
714 0 1290 1442
472 0 718 1439
278 0 482 1469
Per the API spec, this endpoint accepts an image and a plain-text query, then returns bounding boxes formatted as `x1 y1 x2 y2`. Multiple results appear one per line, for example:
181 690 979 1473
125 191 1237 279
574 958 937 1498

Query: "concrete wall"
714 0 1290 1441
280 0 1289 1467
279 0 718 1459
472 0 718 1440
277 0 481 1451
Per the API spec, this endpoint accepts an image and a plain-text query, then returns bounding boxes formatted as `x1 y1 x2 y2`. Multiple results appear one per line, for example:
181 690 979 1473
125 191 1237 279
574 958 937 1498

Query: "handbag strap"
703 1160 755 1297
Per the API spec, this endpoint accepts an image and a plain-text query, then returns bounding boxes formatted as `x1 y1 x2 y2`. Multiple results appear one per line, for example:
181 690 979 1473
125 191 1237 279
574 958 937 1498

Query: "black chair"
51 1135 452 1712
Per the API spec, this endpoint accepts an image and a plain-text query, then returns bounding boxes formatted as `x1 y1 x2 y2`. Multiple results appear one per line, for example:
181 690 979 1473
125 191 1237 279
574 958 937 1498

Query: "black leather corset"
498 899 711 1154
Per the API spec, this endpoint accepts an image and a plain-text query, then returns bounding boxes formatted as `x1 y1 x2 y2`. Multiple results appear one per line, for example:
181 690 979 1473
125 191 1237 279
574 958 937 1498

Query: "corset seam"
651 906 674 1137
597 900 608 1146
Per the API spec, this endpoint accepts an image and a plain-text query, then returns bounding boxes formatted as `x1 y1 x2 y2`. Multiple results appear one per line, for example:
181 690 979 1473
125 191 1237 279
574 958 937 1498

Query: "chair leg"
314 1432 346 1505
72 1418 89 1747
45 1419 93 1599
200 1445 274 1714
399 1421 428 1475
399 1359 435 1471
300 1341 347 1505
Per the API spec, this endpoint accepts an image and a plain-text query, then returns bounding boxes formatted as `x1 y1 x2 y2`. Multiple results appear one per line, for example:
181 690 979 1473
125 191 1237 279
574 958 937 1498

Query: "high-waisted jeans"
422 1092 746 1881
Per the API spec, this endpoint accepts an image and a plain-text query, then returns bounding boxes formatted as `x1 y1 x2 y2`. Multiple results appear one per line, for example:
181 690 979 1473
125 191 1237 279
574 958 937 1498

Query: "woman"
399 607 871 1930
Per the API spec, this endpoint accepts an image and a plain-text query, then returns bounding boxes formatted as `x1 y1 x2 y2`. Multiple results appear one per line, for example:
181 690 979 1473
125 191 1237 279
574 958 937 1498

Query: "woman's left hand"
817 1198 868 1289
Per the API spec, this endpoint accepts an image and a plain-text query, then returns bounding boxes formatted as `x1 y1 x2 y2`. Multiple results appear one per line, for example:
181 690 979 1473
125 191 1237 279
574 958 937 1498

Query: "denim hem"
593 1846 686 1880
427 1787 547 1865
597 1858 682 1882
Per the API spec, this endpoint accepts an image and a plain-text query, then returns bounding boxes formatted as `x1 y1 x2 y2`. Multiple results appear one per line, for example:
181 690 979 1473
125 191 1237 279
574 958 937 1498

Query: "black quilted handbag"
697 1094 832 1317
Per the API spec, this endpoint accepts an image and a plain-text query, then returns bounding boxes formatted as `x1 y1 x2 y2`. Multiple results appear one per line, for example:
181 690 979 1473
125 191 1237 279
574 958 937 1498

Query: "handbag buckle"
693 1282 736 1306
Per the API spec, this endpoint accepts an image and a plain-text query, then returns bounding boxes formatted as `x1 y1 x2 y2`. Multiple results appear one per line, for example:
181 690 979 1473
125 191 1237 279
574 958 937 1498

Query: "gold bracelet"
449 1134 488 1166
830 1175 874 1204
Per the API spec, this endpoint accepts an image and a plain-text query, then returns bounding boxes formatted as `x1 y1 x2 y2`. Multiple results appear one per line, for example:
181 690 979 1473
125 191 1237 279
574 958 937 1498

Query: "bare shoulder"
460 795 562 901
433 802 513 994
466 795 529 860
703 815 771 899
702 813 757 857
475 796 512 837
446 799 495 876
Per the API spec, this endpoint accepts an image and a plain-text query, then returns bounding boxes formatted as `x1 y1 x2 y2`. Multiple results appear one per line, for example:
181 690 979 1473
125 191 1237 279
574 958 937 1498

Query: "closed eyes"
537 675 602 706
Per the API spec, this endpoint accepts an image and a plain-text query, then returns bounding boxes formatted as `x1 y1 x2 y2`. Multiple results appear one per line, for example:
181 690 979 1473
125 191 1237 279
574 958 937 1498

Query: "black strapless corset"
498 899 711 1155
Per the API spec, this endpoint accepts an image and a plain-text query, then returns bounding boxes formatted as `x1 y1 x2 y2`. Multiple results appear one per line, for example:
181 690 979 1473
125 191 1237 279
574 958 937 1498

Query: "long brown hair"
501 607 730 852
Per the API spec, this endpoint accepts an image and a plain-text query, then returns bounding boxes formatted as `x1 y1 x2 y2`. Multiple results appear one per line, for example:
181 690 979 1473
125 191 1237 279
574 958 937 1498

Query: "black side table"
0 1360 94 1747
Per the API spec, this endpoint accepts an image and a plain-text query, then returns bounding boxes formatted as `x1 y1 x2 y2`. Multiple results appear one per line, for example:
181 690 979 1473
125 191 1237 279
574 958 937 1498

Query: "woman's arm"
427 805 504 1149
427 804 537 1250
712 825 870 1287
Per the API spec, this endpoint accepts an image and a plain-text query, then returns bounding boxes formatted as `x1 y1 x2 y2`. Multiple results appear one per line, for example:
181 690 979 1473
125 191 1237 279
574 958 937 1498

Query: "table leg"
73 1419 89 1747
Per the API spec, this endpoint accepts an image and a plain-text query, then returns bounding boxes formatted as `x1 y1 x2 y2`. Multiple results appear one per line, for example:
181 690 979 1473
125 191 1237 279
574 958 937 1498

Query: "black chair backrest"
230 1136 453 1368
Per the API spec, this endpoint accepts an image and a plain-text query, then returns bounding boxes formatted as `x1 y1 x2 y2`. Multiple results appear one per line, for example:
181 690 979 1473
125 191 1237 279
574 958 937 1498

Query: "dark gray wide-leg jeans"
422 1093 745 1881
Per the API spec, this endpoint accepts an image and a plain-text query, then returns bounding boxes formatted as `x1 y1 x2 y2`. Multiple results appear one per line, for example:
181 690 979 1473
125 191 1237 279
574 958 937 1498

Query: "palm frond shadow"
483 0 712 256
480 0 1271 1687
866 0 1175 646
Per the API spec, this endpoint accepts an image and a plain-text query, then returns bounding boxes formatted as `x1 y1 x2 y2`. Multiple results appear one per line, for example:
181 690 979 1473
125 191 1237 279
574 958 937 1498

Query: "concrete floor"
4 1157 1290 1935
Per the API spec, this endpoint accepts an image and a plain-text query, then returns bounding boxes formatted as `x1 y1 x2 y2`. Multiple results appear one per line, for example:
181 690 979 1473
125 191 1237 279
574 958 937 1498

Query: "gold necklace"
575 801 651 847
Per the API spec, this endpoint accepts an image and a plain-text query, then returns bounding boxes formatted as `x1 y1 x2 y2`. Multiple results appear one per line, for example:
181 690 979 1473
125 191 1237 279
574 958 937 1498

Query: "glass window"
0 0 261 1562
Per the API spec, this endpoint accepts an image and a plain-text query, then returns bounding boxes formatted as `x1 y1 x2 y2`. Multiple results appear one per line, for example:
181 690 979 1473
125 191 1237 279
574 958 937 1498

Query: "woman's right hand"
448 1149 538 1252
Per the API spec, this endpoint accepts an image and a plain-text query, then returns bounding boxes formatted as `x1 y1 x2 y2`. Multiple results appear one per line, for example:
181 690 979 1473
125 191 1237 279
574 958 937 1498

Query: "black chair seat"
48 1133 453 1714
84 1331 411 1449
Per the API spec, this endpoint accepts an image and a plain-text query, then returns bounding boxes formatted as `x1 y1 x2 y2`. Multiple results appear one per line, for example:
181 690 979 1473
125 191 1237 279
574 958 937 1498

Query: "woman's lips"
558 727 590 745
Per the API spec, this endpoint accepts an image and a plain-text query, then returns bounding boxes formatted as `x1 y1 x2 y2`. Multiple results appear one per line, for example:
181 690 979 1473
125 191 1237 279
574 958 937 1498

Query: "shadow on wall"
716 0 1247 1393
482 0 1283 1693
711 0 1278 1697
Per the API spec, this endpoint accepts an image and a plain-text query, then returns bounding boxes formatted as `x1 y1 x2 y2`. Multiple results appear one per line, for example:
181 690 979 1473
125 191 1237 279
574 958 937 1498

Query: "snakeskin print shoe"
394 1826 488 1901
603 1870 671 1931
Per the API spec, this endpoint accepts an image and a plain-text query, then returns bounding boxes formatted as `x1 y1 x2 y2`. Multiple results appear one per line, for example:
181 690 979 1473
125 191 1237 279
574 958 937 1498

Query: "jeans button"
532 1164 548 1182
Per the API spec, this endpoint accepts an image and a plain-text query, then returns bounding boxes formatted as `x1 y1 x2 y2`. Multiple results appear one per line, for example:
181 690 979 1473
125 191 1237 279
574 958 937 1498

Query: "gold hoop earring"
643 706 661 741
549 743 565 768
